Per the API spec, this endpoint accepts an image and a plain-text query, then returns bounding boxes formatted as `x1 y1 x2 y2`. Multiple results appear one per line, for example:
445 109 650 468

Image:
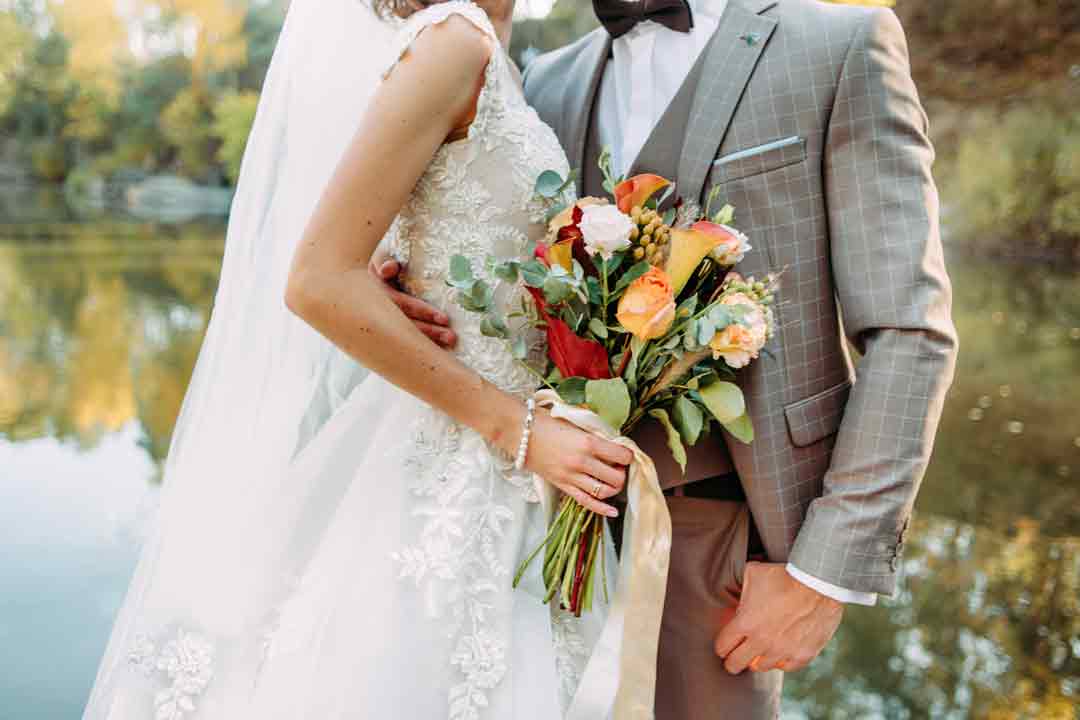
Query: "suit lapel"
679 0 778 203
563 30 611 197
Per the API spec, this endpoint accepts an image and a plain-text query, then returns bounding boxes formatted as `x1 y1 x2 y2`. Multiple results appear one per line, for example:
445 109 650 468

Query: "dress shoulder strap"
382 1 500 80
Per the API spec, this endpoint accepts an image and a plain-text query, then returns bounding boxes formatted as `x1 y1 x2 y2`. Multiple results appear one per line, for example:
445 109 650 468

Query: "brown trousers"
655 497 783 720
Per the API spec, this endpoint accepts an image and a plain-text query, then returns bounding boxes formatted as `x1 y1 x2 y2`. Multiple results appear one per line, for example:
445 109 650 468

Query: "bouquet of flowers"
447 149 777 616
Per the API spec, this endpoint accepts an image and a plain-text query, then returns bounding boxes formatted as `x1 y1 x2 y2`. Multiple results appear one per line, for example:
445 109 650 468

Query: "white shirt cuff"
786 563 878 606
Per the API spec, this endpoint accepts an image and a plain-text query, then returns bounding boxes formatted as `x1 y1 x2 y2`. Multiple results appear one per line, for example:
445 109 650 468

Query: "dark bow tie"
593 0 694 39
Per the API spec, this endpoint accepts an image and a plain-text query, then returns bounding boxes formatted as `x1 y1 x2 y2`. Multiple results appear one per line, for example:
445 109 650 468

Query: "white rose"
578 204 634 261
708 225 751 267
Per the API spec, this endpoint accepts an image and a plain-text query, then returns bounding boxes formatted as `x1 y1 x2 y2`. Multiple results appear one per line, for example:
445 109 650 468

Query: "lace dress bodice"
383 1 570 397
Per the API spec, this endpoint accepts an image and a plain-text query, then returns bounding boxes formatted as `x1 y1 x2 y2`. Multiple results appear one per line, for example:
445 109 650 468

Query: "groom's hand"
369 251 457 349
714 561 843 674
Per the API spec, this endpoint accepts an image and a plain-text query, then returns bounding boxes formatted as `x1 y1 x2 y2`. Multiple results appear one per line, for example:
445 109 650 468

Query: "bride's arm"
285 16 630 512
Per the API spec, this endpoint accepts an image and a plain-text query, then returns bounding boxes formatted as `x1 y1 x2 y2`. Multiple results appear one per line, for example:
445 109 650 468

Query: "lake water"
1 196 1078 719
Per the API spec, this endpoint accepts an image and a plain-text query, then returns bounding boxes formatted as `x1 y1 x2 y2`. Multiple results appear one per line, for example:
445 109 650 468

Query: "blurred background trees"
0 0 286 187
1 0 1076 259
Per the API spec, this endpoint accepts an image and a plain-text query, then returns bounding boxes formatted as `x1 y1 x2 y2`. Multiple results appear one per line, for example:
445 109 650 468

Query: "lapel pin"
739 32 760 46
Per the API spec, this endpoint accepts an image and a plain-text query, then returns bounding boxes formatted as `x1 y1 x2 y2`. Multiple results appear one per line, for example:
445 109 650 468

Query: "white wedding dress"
83 3 607 719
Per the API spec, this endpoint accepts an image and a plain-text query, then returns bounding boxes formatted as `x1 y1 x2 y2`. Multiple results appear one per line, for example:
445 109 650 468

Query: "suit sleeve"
787 8 959 597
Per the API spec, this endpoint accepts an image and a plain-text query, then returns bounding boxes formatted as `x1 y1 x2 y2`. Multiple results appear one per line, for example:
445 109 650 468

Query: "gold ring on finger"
591 480 603 498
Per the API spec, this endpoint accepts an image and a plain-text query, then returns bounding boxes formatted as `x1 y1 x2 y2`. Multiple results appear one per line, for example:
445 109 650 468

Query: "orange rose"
616 267 676 340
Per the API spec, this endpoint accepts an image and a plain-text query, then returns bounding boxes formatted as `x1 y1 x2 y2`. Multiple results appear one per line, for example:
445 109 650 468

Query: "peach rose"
708 293 769 368
616 267 676 340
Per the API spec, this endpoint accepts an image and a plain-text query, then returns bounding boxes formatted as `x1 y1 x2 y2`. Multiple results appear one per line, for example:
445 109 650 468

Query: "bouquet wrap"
534 389 672 720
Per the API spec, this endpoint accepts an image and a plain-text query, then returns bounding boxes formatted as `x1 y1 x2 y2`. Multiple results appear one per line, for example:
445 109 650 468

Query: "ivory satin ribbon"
532 389 673 720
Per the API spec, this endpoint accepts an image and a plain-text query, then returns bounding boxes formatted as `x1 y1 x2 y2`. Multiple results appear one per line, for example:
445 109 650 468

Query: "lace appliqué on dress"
392 410 522 720
551 609 590 709
128 627 215 720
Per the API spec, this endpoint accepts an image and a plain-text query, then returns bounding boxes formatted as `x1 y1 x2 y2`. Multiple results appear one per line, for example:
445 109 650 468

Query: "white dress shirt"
594 0 877 606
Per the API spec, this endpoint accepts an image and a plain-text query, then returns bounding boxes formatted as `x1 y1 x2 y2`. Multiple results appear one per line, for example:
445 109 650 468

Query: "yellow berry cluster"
629 206 671 266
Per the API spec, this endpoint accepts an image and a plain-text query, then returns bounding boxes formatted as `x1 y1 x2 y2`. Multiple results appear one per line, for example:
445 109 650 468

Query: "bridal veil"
83 0 399 715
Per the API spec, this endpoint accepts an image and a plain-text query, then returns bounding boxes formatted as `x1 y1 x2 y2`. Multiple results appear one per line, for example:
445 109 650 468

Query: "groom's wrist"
786 563 878 606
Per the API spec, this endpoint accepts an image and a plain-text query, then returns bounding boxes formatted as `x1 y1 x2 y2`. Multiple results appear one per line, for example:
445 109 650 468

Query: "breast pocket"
712 135 807 184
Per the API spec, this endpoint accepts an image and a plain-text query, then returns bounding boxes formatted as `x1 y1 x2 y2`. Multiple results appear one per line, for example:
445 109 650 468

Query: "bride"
82 0 637 717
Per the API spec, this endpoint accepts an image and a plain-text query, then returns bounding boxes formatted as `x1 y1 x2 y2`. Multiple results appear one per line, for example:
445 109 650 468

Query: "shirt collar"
687 0 728 23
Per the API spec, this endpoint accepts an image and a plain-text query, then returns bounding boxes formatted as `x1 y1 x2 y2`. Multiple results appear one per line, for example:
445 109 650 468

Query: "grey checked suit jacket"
524 0 958 595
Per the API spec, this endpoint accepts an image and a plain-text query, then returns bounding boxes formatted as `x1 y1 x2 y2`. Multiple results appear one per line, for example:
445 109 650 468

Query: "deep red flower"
526 287 611 380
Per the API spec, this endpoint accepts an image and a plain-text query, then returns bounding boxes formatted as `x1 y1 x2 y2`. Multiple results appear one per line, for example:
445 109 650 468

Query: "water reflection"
0 221 1077 717
0 221 222 467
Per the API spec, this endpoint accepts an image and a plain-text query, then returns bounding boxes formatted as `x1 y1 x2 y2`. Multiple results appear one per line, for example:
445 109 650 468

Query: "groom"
376 0 957 715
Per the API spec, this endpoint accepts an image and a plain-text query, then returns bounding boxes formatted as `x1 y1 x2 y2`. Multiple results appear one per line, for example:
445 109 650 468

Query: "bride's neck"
478 2 512 49
491 19 511 49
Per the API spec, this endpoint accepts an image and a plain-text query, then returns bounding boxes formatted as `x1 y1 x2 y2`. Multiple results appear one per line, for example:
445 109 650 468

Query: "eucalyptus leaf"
461 279 493 312
586 276 602 304
623 336 645 390
480 314 509 339
492 260 520 283
544 201 569 224
662 207 677 226
448 255 474 288
725 304 752 323
661 334 682 351
588 317 608 339
686 368 717 391
535 170 565 199
672 395 705 446
698 381 745 423
585 378 631 431
557 377 588 405
696 317 716 347
677 294 698 317
708 304 734 328
520 259 548 288
613 260 653 294
543 276 574 305
511 336 528 359
648 408 687 475
683 318 701 350
722 412 754 444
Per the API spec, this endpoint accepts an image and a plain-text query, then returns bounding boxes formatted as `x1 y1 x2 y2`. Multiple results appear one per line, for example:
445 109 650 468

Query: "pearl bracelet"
513 397 536 471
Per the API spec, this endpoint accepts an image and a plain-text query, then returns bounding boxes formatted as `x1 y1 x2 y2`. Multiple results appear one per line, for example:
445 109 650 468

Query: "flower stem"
514 498 573 588
600 257 610 330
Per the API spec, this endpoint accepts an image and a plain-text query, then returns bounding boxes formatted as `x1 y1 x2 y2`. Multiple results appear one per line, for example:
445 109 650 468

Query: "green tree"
160 86 217 180
947 109 1080 262
212 90 259 183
